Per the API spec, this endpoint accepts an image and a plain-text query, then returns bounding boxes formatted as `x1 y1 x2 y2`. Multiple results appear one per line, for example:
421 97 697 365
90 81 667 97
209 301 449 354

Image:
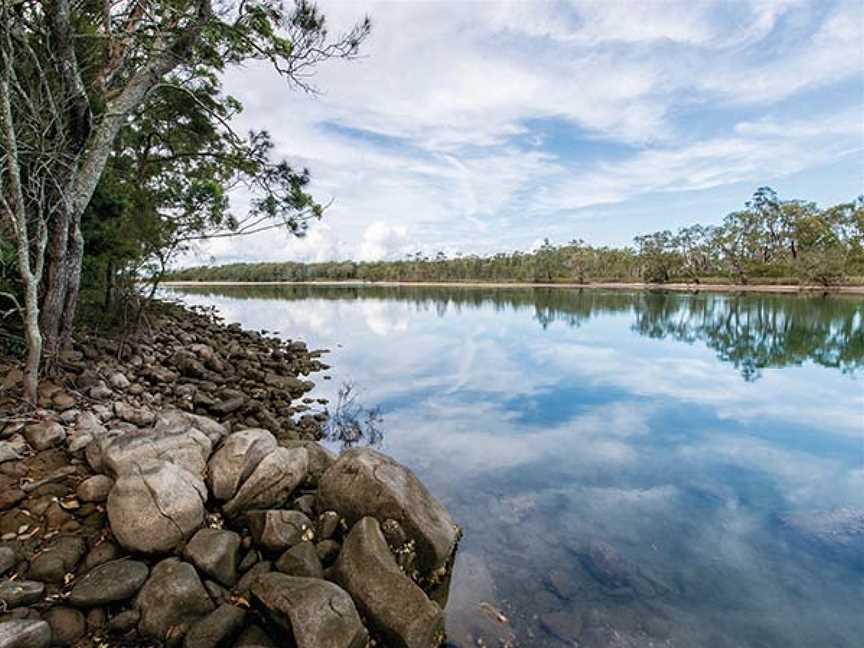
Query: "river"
165 284 864 648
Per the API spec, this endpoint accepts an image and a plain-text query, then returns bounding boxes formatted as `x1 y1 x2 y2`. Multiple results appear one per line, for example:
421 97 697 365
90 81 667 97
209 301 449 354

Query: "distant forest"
170 189 864 287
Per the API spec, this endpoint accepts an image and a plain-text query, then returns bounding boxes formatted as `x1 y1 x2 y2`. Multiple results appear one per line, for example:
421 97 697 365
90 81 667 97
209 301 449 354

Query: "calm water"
165 285 864 648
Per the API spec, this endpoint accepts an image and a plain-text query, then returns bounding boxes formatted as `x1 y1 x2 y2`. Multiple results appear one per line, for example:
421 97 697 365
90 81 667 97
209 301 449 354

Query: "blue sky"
196 0 864 265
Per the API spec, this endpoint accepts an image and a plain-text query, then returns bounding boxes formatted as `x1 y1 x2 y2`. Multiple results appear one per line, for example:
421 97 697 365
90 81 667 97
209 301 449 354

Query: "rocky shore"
0 302 461 647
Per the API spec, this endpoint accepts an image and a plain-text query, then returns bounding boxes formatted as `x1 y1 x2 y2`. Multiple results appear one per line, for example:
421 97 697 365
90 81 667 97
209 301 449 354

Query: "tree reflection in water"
171 284 864 381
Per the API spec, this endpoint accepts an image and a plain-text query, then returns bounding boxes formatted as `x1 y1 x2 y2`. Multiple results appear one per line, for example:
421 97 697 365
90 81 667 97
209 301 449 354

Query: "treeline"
171 189 864 287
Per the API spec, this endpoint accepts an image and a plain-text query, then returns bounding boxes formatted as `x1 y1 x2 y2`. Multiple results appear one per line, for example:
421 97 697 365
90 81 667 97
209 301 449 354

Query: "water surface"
166 285 864 648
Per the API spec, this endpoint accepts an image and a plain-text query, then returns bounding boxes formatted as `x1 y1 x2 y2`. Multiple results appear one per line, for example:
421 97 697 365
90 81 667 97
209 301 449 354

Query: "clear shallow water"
165 285 864 648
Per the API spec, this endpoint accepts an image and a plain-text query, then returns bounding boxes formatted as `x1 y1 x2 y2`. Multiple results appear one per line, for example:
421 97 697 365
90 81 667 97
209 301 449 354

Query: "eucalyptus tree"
0 0 369 401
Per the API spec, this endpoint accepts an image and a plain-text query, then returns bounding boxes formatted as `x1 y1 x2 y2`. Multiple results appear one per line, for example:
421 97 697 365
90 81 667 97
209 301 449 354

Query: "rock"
109 373 131 390
578 540 640 591
85 608 106 631
0 548 14 577
113 401 156 427
234 625 277 648
236 561 272 595
292 494 316 518
203 579 228 604
75 475 113 503
136 558 215 641
280 440 335 486
51 392 76 411
247 510 314 553
183 603 246 648
318 448 460 575
107 609 139 633
333 517 444 648
540 611 583 644
207 429 277 501
250 573 368 648
210 396 246 416
0 580 44 608
107 462 206 554
88 383 113 401
68 559 149 607
29 535 86 584
316 540 341 565
0 620 51 648
0 489 24 511
0 443 22 465
318 511 341 540
23 422 65 451
153 411 227 445
222 447 308 518
99 424 211 479
275 542 322 579
81 542 121 573
183 528 241 587
43 607 85 645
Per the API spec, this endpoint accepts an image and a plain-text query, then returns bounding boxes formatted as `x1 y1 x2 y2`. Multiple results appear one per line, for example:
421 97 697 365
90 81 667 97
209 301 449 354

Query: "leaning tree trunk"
59 219 84 348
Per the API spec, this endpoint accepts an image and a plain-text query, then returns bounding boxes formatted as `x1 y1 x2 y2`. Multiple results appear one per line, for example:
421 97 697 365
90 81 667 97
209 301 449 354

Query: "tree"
0 0 370 402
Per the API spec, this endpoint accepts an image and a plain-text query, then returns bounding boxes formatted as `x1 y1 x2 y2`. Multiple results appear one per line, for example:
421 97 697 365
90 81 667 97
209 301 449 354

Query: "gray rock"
317 511 341 541
333 517 444 648
275 542 322 579
279 440 335 486
107 462 206 554
0 580 44 608
250 573 368 648
109 373 131 390
136 558 215 641
318 448 460 575
113 401 156 427
68 559 149 607
23 422 65 451
0 548 15 577
207 429 277 501
203 579 228 604
88 383 113 401
99 424 212 479
153 411 227 445
223 447 308 518
183 528 241 587
28 536 86 584
292 494 316 518
247 510 314 553
0 443 22 464
43 607 85 645
183 603 246 648
316 540 341 566
75 475 114 503
0 620 51 648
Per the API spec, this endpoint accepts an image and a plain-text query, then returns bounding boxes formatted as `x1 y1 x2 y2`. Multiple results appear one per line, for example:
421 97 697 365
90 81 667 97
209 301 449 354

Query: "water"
165 285 864 648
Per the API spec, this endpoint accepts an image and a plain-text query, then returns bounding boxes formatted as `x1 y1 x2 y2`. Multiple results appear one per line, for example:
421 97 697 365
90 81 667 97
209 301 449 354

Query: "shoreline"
162 279 864 295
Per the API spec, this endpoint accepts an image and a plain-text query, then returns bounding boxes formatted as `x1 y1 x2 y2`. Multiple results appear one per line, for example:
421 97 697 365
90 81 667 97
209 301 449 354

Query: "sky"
192 0 864 266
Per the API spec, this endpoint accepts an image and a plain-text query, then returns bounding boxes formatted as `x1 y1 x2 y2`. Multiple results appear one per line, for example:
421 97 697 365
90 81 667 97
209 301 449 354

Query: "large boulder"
222 447 308 518
99 425 212 479
153 410 227 445
136 558 215 641
208 429 277 501
107 462 206 554
318 448 460 574
0 620 51 648
333 517 445 648
250 573 367 648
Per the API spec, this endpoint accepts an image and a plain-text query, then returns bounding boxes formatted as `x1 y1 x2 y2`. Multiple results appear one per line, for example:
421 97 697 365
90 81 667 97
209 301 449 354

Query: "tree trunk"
21 276 42 404
39 211 72 357
59 219 84 348
104 258 115 308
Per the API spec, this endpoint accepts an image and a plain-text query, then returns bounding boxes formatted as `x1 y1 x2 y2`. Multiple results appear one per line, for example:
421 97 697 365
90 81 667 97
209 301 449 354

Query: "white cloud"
191 0 864 265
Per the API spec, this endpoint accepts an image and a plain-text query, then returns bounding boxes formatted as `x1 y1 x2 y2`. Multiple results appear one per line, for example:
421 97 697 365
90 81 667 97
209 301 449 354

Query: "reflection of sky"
165 287 864 647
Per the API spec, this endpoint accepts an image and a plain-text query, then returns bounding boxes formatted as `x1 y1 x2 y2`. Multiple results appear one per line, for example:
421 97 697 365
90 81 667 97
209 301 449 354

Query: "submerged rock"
318 448 461 576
